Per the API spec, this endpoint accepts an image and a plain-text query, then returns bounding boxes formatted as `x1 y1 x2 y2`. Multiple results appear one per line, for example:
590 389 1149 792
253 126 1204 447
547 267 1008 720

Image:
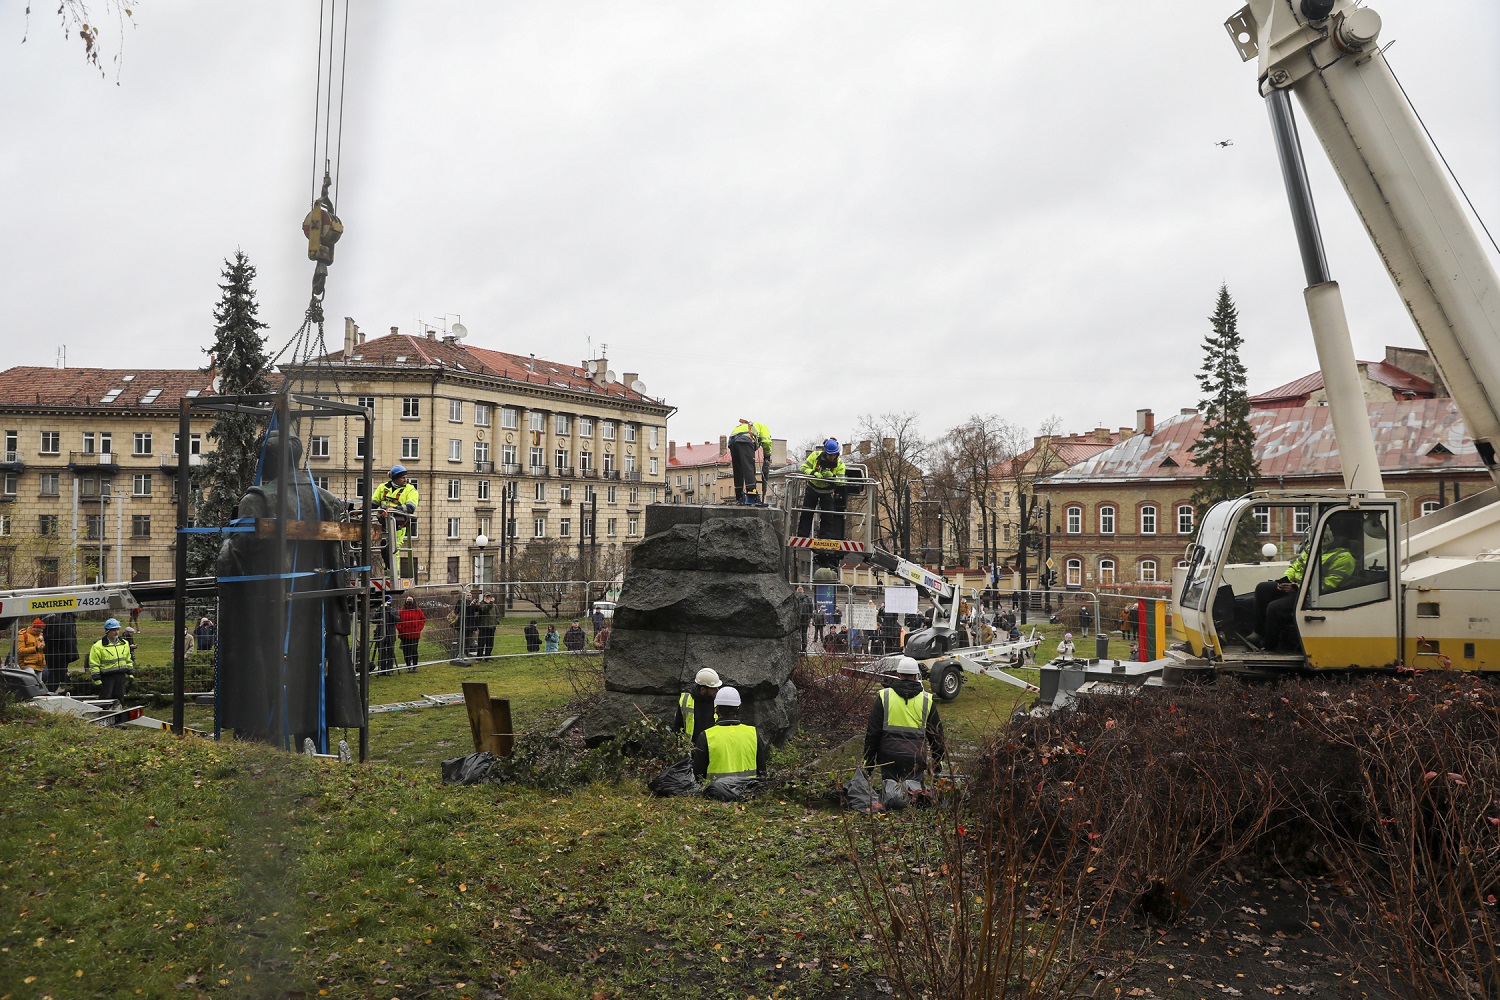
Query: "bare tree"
24 1 138 80
507 541 583 619
934 415 1019 570
854 412 929 557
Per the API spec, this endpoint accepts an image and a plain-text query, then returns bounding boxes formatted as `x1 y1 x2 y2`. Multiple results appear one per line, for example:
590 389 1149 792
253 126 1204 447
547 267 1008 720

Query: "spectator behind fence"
593 625 611 650
194 617 217 652
563 619 587 652
476 594 499 659
544 625 560 652
524 620 541 653
396 596 426 671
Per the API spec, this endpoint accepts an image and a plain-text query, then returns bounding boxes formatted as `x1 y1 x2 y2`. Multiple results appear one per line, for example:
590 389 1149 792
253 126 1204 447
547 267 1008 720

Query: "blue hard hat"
389 464 408 478
822 438 840 456
104 618 121 630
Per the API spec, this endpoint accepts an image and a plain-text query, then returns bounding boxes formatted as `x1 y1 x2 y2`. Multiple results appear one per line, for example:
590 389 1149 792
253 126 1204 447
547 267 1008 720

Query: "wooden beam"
253 519 366 542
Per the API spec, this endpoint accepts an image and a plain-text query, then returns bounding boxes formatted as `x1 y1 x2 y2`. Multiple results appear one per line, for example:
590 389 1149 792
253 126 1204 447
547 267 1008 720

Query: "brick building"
1038 398 1488 593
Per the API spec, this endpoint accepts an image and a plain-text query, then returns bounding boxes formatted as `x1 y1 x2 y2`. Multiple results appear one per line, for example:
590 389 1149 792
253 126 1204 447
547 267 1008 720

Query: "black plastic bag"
880 777 929 810
647 757 699 797
703 775 759 802
440 751 498 785
844 767 880 813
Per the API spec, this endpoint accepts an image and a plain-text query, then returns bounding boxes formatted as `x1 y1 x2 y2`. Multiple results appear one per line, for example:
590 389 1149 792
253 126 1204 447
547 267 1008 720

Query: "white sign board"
883 585 919 615
848 604 879 631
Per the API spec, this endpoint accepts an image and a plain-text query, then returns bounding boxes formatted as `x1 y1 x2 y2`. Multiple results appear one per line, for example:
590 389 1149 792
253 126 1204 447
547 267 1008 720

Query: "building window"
1099 505 1116 535
1139 559 1158 583
1065 558 1082 587
628 516 640 537
1177 504 1195 535
1099 558 1116 586
555 448 569 472
133 432 152 455
648 457 658 476
133 473 152 496
506 517 518 539
471 402 490 428
529 446 545 470
476 516 492 539
625 424 637 443
314 476 329 491
629 486 639 504
501 444 517 467
1065 506 1082 534
357 395 376 412
39 514 59 537
354 478 367 499
447 517 461 540
310 435 330 458
554 413 571 436
528 411 545 432
1420 500 1441 517
449 439 463 463
602 421 616 441
0 514 9 536
1002 491 1011 510
34 557 58 587
447 479 461 501
355 436 367 459
449 399 463 423
1139 504 1157 535
559 483 571 502
169 432 202 456
648 488 659 504
559 517 572 538
533 482 546 502
649 426 659 450
476 480 490 501
601 452 615 475
446 556 459 584
606 517 617 537
40 430 60 454
39 473 60 497
501 406 520 430
474 441 490 464
583 484 596 503
579 416 593 438
606 485 617 504
402 397 421 419
1294 505 1312 534
132 514 151 537
533 517 547 538
624 454 637 474
1252 505 1271 534
579 450 593 472
82 513 101 542
401 438 421 461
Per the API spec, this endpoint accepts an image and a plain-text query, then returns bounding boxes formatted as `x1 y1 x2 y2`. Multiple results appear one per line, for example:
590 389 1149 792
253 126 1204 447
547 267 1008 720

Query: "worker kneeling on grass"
864 657 946 785
692 687 767 799
87 617 135 701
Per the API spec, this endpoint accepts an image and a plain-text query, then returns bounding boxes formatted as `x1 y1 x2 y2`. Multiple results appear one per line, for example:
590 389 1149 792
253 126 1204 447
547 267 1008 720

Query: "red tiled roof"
669 442 729 468
1251 361 1437 404
0 367 215 409
1044 398 1480 483
306 333 664 406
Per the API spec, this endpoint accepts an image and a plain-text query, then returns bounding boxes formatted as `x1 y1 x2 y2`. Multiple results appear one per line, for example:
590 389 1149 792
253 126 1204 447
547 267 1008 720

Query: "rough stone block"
582 691 683 747
626 524 702 572
644 504 706 535
679 632 799 700
615 569 795 638
697 516 783 574
600 629 689 695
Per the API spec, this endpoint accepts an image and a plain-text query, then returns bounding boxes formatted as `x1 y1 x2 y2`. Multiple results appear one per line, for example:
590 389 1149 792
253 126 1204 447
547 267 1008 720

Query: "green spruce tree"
191 250 272 575
1190 284 1262 557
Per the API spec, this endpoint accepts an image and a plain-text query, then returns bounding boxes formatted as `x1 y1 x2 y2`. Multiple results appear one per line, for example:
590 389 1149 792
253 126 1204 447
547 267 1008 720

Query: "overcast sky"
3 2 1497 452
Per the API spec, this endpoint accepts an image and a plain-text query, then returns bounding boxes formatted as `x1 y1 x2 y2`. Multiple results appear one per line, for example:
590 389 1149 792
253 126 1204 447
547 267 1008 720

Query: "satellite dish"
210 374 222 394
605 370 616 383
584 360 596 375
630 379 648 395
450 322 468 340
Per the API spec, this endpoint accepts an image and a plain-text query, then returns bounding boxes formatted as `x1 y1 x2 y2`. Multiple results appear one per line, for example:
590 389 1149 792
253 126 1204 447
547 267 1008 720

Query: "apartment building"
1038 398 1489 592
282 321 675 586
0 367 215 587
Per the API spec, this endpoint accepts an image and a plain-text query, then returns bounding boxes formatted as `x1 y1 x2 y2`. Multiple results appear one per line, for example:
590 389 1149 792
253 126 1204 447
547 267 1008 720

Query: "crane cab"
1174 492 1402 672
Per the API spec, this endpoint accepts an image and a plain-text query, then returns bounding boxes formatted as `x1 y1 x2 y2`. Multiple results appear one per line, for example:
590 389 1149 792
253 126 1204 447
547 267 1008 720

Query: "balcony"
580 468 599 479
67 451 119 472
603 469 620 480
0 450 22 471
474 461 494 474
501 463 522 476
159 453 204 469
555 466 575 478
528 465 549 478
624 471 643 482
560 497 572 506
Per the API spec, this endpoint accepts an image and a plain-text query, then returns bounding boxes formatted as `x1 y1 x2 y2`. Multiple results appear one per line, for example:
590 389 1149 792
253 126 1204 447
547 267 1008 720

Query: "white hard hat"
1064 633 1072 640
896 656 920 676
714 686 741 707
695 668 722 688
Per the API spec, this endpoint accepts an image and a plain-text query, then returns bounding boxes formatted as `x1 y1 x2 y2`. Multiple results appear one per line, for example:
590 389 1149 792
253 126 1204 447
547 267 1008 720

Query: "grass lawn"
0 614 1075 1000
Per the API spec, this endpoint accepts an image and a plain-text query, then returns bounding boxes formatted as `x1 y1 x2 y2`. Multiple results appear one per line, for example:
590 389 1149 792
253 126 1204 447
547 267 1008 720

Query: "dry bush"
792 653 882 735
845 761 1137 999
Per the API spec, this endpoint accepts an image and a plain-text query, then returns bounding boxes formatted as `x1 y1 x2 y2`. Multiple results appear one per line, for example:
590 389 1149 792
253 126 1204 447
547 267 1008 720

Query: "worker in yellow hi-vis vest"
674 667 722 739
864 657 946 782
371 464 418 579
692 687 766 782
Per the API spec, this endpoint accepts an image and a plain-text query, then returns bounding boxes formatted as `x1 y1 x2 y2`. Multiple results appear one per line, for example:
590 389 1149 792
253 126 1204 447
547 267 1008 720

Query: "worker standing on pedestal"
728 418 773 506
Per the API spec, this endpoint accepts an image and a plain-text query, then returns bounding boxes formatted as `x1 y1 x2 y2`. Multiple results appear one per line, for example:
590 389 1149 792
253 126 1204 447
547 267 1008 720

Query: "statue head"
255 431 304 482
